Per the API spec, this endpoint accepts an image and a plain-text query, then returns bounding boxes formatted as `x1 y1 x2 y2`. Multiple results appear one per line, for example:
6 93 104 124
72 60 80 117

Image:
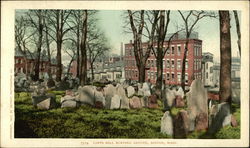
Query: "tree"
178 10 216 91
219 11 232 104
126 10 159 83
15 15 36 76
79 10 88 86
27 10 45 81
45 10 72 82
233 10 241 56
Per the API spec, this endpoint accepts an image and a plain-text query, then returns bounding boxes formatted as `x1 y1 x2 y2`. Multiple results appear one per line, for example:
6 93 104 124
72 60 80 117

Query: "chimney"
120 42 123 57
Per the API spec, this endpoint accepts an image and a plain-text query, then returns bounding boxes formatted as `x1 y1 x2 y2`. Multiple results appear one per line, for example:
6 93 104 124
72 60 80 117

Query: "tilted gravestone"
162 88 176 111
103 84 116 109
129 96 142 109
94 90 105 108
173 110 189 138
186 79 208 131
161 111 173 136
110 94 121 109
208 102 231 134
117 85 129 109
77 85 95 106
32 93 56 110
142 82 151 97
127 86 135 98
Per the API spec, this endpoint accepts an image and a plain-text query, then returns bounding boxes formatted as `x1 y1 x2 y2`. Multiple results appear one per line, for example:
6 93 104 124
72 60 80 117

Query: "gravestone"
140 97 148 108
32 94 56 110
173 110 189 138
77 86 95 106
208 102 231 134
94 90 105 108
161 111 173 136
110 94 121 109
175 96 185 108
142 82 151 97
61 100 78 108
148 94 158 109
129 96 142 109
186 79 208 131
103 84 116 109
176 87 185 98
127 86 135 98
117 85 129 109
162 88 176 110
195 112 208 131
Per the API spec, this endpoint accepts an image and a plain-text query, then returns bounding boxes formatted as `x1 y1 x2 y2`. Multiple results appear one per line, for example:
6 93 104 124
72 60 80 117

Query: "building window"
166 49 170 55
172 46 175 54
206 72 208 79
185 73 188 83
172 73 175 80
18 59 21 64
185 60 188 69
206 63 208 69
177 60 181 69
177 73 181 82
166 73 170 81
177 46 181 55
155 72 157 80
171 60 175 69
166 60 170 68
163 59 165 68
147 71 150 79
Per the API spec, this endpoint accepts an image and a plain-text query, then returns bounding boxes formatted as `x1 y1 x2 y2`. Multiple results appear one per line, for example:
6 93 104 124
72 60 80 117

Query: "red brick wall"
124 39 202 86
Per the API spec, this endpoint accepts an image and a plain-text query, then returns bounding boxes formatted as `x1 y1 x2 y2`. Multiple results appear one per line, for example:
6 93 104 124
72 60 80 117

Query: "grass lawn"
14 91 240 139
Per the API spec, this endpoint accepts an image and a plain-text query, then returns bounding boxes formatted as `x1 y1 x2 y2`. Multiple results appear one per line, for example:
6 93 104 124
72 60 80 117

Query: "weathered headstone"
186 79 208 131
173 110 189 138
231 115 238 127
32 94 56 110
176 87 185 98
94 90 105 108
117 85 129 109
61 100 78 108
161 111 173 136
65 90 74 96
129 96 142 109
195 112 208 131
103 84 116 109
222 114 232 127
61 95 75 103
208 102 231 134
127 86 135 98
175 96 185 108
77 86 95 106
148 94 158 109
162 88 176 110
142 82 151 97
110 94 121 109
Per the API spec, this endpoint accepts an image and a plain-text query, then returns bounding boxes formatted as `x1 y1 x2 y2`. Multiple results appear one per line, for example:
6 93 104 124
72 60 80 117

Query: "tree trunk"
219 11 232 104
156 10 165 94
138 63 146 83
34 10 43 81
181 40 189 92
233 10 241 56
80 10 88 86
44 19 52 79
90 62 94 81
76 24 80 78
56 38 62 82
67 57 74 76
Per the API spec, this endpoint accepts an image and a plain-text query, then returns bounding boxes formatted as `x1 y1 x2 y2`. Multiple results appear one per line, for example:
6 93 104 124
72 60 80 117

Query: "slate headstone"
161 111 173 136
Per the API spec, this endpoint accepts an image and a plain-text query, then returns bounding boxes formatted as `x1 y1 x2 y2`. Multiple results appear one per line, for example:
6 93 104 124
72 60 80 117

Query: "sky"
97 10 241 63
15 10 241 65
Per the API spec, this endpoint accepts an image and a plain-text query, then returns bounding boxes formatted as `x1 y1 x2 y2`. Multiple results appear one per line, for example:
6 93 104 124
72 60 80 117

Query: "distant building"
14 49 57 78
124 33 202 86
212 56 241 87
202 52 214 87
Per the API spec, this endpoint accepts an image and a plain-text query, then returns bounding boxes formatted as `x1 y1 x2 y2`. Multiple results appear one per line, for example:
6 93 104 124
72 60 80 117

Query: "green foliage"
215 126 240 139
14 91 241 139
15 91 171 138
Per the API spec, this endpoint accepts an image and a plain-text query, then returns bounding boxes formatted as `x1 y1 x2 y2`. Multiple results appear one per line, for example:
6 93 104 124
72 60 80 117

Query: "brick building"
15 49 58 78
124 37 202 86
